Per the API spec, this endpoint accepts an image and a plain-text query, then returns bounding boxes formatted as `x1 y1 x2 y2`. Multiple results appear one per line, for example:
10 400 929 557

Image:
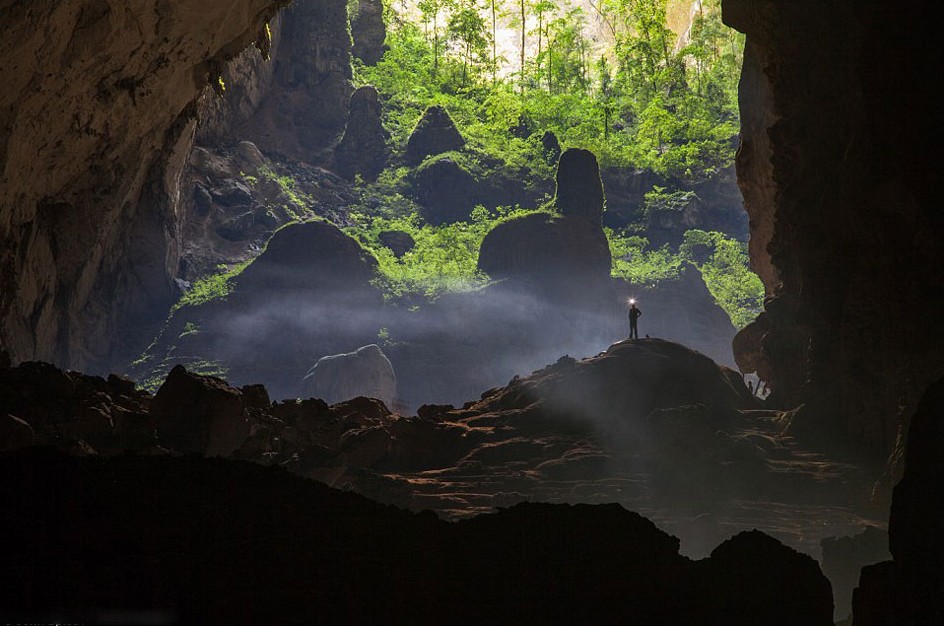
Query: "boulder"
235 141 266 170
404 105 465 164
553 148 605 223
236 220 378 293
211 179 253 208
335 85 389 181
302 344 397 408
410 156 476 224
377 230 415 257
150 365 250 457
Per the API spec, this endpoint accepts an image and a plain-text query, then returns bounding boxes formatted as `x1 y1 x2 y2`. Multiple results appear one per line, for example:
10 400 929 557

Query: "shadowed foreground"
0 448 833 625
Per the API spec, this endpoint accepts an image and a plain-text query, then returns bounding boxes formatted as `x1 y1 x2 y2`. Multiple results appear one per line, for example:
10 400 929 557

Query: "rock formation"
478 148 611 301
410 156 478 224
302 344 397 407
553 148 606 223
1 342 883 562
350 0 386 65
404 105 466 164
725 2 944 464
852 375 944 625
236 220 378 292
377 230 415 257
151 364 252 457
821 526 890 621
130 220 383 399
0 0 290 374
334 85 389 181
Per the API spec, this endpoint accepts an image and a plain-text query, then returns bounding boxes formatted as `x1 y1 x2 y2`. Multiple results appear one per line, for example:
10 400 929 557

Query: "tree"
448 0 492 87
418 0 445 76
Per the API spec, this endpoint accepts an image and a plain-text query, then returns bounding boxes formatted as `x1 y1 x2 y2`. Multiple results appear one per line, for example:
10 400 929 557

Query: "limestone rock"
0 449 841 625
726 2 944 458
236 220 378 292
151 365 250 457
404 105 465 164
553 148 605 223
350 0 386 65
410 157 476 224
821 526 890 622
477 211 612 300
335 85 389 181
852 375 944 625
0 0 291 373
302 344 397 407
377 230 415 257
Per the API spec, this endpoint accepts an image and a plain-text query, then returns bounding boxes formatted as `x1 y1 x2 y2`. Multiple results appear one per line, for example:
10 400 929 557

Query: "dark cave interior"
1 1 943 624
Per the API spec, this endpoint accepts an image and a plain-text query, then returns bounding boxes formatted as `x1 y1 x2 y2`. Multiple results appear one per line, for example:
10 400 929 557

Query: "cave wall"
725 0 944 460
0 0 290 373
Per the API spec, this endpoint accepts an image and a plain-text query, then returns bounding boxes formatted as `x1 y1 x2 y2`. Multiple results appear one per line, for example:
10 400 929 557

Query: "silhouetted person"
628 302 642 339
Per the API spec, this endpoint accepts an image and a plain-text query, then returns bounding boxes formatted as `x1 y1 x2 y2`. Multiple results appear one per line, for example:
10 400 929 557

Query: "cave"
1 0 942 624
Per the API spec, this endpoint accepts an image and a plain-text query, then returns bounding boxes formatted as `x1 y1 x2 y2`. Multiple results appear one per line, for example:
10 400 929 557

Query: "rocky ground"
1 337 890 620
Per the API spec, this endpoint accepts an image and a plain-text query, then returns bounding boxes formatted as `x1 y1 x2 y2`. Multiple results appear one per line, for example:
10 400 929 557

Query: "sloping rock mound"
554 148 606 222
471 338 755 424
477 211 612 302
404 105 465 164
624 265 738 368
236 220 378 292
130 220 384 399
334 85 389 181
302 344 397 407
698 529 834 624
0 448 836 625
852 375 944 625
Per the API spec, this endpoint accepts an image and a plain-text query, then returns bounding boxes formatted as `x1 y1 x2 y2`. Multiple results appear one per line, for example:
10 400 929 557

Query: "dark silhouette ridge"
0 447 834 626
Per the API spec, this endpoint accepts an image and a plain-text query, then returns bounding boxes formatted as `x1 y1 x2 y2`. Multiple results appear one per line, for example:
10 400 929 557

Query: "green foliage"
606 228 683 285
605 227 763 329
679 229 764 329
173 261 251 311
345 205 545 299
357 0 742 177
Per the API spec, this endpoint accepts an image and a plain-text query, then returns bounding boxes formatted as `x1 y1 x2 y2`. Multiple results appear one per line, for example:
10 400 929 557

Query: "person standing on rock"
628 300 642 339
